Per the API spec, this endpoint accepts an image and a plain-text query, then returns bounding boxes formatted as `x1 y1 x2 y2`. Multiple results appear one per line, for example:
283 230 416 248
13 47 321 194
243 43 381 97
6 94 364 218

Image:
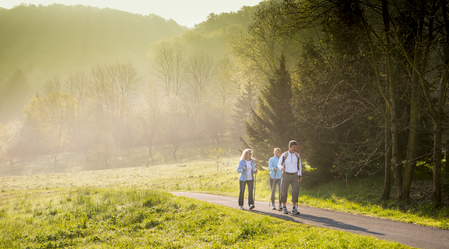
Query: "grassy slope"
1 139 448 229
0 188 411 248
0 140 445 247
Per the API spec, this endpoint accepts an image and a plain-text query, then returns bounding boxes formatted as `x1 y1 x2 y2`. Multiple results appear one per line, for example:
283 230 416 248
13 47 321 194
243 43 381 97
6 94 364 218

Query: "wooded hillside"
0 4 188 80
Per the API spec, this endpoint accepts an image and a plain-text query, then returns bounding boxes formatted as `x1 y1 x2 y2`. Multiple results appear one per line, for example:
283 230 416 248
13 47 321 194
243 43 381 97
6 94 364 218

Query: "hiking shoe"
240 206 244 210
249 204 255 210
292 207 300 215
272 206 276 210
283 207 288 214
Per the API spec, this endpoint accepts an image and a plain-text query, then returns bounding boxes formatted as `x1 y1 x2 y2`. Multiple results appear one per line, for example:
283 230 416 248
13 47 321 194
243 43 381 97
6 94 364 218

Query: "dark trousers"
270 178 281 205
238 180 254 206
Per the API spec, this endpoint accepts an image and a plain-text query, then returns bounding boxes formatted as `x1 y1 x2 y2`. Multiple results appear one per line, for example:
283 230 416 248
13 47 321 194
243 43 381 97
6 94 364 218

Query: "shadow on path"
249 207 384 236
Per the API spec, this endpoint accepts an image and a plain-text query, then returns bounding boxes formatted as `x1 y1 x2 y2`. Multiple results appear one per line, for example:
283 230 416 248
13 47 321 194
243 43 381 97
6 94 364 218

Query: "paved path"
172 192 449 249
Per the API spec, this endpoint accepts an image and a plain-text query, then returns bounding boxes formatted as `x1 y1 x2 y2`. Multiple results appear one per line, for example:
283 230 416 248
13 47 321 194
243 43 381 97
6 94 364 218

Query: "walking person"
278 140 302 215
269 148 282 210
237 149 258 210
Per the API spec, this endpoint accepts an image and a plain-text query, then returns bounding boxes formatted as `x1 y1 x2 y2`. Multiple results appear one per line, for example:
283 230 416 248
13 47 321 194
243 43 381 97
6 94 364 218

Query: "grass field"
0 140 446 247
1 188 412 248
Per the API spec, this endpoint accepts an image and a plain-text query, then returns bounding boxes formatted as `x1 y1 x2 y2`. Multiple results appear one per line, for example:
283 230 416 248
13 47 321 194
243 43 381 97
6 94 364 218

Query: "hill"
0 3 188 80
147 4 258 62
0 3 189 121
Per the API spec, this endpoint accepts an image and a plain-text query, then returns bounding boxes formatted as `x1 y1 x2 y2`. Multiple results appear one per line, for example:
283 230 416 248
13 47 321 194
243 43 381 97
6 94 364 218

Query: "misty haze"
0 0 448 248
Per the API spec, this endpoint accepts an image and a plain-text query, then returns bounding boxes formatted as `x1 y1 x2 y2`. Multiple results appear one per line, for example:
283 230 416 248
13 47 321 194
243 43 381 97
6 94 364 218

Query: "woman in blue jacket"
269 148 282 210
237 149 258 210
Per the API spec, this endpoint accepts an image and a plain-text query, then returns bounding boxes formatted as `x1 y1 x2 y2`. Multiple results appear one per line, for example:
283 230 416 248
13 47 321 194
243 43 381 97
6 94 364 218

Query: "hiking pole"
254 169 257 205
270 168 277 207
279 173 284 212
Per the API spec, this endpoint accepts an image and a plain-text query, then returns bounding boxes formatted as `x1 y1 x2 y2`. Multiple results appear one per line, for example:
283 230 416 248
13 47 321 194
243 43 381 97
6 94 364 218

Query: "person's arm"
268 158 274 171
237 160 245 173
298 154 302 182
277 153 285 171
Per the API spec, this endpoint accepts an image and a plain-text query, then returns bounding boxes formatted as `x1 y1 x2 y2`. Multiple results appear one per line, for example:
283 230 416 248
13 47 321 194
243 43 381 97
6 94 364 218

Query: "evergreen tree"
231 80 256 140
242 56 296 169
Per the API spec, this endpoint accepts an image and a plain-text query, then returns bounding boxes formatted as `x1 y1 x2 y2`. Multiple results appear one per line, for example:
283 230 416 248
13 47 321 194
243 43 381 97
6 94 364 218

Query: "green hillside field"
0 140 447 249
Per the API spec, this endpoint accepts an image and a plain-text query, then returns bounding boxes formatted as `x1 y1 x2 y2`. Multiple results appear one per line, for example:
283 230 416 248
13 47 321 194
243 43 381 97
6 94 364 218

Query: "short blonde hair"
240 149 253 160
274 148 281 153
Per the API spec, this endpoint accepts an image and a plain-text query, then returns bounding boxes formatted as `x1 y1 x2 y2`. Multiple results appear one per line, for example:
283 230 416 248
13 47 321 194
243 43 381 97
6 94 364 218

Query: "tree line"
228 0 449 205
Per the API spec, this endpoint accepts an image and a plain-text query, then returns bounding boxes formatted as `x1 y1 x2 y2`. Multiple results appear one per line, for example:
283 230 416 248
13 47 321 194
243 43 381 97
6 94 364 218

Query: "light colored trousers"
281 173 299 203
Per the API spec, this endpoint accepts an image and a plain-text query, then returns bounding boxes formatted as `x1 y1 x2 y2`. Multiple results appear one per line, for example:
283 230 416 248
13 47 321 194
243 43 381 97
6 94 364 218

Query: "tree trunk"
445 140 449 181
83 151 89 162
402 0 426 200
52 153 57 164
104 155 109 167
382 0 401 199
403 96 419 200
148 146 154 165
433 122 442 205
382 113 392 200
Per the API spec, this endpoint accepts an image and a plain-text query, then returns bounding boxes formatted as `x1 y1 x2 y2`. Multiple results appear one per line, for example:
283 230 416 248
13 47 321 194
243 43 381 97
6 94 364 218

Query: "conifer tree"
231 80 256 140
242 56 296 169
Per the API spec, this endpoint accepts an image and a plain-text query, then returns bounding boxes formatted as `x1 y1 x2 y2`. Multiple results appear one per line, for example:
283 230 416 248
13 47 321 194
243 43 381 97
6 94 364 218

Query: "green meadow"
0 141 444 248
1 188 411 248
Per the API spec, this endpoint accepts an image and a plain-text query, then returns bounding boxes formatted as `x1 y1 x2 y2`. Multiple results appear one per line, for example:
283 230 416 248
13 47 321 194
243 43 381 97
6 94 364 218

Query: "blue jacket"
269 156 282 179
237 159 256 181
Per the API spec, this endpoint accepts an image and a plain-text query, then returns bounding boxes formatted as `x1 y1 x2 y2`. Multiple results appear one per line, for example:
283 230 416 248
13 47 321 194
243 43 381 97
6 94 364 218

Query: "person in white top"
277 140 302 215
237 149 258 210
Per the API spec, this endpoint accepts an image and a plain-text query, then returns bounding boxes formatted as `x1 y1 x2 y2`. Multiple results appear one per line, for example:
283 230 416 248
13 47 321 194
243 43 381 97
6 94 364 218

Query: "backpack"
281 151 300 171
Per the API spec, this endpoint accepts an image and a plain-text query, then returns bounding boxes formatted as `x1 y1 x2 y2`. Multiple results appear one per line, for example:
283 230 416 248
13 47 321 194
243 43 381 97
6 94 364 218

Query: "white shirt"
277 151 302 176
246 160 253 180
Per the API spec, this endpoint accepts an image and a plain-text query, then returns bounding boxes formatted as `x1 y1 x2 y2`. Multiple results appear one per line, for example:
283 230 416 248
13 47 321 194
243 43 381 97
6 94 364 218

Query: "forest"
0 0 448 207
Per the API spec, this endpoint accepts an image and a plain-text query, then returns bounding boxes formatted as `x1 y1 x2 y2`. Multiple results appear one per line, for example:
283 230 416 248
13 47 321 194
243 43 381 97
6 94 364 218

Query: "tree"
23 91 78 163
182 50 215 141
210 147 224 171
281 0 390 186
0 120 22 166
137 80 162 165
215 56 237 110
231 80 257 140
243 56 296 168
150 43 186 97
185 50 215 105
161 95 187 160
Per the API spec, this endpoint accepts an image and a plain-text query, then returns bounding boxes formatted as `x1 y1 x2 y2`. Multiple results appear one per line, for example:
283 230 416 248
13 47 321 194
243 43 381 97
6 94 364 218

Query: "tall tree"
23 91 78 163
243 56 296 168
150 43 186 97
231 80 257 140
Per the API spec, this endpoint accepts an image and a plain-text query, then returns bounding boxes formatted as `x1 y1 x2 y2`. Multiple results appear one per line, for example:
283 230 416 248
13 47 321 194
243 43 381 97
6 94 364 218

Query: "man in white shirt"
277 140 302 215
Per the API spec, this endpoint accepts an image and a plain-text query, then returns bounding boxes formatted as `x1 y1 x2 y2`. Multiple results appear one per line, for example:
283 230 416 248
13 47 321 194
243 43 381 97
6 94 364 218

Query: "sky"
1 0 263 28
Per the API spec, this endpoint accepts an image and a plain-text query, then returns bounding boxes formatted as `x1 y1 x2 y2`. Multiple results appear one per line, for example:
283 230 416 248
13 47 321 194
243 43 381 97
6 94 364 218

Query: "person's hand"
274 167 277 171
281 167 285 172
243 166 247 171
255 169 258 174
298 176 302 183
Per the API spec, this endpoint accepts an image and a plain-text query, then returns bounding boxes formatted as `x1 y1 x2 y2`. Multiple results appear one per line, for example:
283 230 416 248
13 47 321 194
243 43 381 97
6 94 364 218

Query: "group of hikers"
237 140 302 215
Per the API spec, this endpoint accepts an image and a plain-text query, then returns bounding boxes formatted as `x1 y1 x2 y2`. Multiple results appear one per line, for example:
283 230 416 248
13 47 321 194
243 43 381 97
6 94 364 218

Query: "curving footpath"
172 192 449 249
